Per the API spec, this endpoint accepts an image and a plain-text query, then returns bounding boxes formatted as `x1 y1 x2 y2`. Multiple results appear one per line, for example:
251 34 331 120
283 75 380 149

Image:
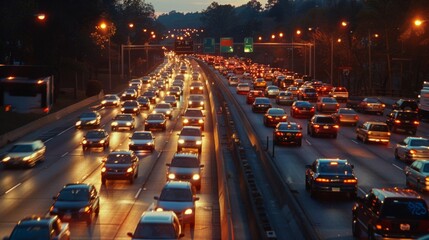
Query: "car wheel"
310 186 317 198
352 217 361 237
135 169 138 178
305 177 310 190
95 205 100 215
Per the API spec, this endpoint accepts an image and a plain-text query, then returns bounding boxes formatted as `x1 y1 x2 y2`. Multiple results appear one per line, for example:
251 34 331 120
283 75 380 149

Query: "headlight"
101 167 106 172
168 173 176 179
79 206 91 213
133 108 138 111
178 139 185 144
101 100 107 104
76 121 82 126
99 140 105 144
198 119 204 123
121 108 125 111
184 209 193 215
23 155 32 161
153 110 157 113
129 141 135 145
82 140 88 144
196 140 202 145
189 101 193 104
199 87 203 90
166 111 171 114
126 122 131 126
200 101 204 105
2 156 11 162
192 174 200 180
111 122 118 126
183 119 189 123
156 208 164 212
191 87 195 90
126 167 133 173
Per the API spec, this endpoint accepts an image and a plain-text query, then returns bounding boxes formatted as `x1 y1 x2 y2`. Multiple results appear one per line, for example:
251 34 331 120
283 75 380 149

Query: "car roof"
173 152 199 159
365 121 387 125
63 182 92 190
139 211 176 224
372 188 422 200
164 180 192 189
316 158 348 164
17 215 57 226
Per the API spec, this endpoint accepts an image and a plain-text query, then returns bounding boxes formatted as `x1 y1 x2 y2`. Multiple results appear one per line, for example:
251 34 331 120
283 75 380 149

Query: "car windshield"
86 131 105 138
369 124 388 132
105 95 117 100
171 157 199 167
156 104 170 109
148 114 164 120
339 109 356 114
133 223 176 239
57 188 89 201
305 88 316 93
123 101 137 107
323 98 337 103
316 117 335 124
143 92 155 97
114 115 132 121
255 98 270 104
278 124 300 130
268 109 284 115
185 110 203 117
159 188 193 201
365 98 379 103
297 102 312 107
318 162 353 174
132 132 152 139
10 225 50 240
381 199 429 220
164 96 175 101
10 144 33 153
409 139 429 147
80 112 96 118
190 95 204 101
396 112 418 119
181 128 201 136
106 153 132 164
137 97 149 102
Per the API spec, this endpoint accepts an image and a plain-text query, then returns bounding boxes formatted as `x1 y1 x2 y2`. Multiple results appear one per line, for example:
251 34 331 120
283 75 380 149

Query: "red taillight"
296 132 302 137
315 178 330 183
275 132 283 136
355 116 359 120
339 114 343 118
313 124 320 128
344 179 357 184
310 108 315 112
414 121 420 125
394 119 401 124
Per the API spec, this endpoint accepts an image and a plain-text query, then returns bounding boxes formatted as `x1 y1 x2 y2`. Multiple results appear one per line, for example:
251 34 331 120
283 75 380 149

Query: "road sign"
174 40 193 54
244 37 253 53
203 38 215 53
220 38 233 53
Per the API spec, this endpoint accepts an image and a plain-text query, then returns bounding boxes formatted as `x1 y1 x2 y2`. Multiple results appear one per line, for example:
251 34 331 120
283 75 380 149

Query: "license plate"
323 126 329 129
332 187 340 192
400 223 410 231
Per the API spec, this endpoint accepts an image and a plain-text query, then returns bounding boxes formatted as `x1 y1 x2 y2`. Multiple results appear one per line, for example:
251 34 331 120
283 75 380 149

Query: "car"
172 80 185 90
264 85 280 98
236 83 251 95
127 211 184 240
395 137 429 162
129 78 143 88
318 83 333 96
111 114 135 131
187 94 205 110
101 150 139 184
75 111 101 129
307 115 339 138
329 87 349 102
276 91 295 105
166 153 204 190
246 90 264 104
121 100 140 115
286 86 299 97
154 80 166 91
357 97 385 115
144 113 167 131
1 140 46 168
154 181 200 228
404 160 429 192
392 98 419 111
142 91 158 104
177 126 204 153
352 188 429 239
101 94 120 107
331 108 359 126
253 78 267 90
298 87 318 102
137 96 151 111
290 100 315 118
129 83 141 96
147 86 160 97
5 215 70 240
252 97 272 113
386 110 419 135
228 76 240 86
153 102 173 119
316 97 339 113
182 108 205 131
49 183 100 224
129 131 155 152
163 95 178 108
263 108 288 127
192 71 201 81
142 76 151 84
190 81 204 94
167 86 182 98
121 88 138 101
273 122 303 146
356 121 390 144
82 129 109 151
305 158 357 198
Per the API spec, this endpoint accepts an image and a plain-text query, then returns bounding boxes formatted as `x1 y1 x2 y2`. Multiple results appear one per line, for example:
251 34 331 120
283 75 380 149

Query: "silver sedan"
395 137 429 162
404 160 429 192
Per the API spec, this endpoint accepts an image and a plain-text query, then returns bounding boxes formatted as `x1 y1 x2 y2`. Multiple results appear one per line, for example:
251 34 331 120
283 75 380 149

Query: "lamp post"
100 22 112 90
128 23 134 79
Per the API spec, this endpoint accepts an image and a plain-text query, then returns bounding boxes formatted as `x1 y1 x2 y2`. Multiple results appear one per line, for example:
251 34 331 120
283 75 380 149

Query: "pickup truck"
4 215 70 240
346 96 364 109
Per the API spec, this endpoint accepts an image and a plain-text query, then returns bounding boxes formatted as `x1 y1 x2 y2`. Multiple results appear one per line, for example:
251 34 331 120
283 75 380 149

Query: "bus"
0 75 54 114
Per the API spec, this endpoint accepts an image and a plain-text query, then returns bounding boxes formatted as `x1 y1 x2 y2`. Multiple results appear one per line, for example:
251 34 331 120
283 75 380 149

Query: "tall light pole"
128 23 134 79
100 22 112 90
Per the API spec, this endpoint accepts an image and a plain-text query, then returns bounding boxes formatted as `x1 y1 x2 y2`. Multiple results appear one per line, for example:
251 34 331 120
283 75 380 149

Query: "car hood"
104 163 132 169
131 139 153 144
156 200 194 212
84 137 105 142
169 167 199 175
53 200 89 209
5 152 31 158
178 136 202 141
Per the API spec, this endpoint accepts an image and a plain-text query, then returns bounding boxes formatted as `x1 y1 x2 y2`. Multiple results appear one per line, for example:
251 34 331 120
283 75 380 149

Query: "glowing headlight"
183 119 189 124
76 121 82 126
199 87 203 90
23 155 32 161
111 122 118 126
198 119 204 123
189 101 193 104
192 174 200 180
184 209 193 215
101 167 106 172
126 122 131 126
101 100 107 104
126 167 133 173
156 208 163 212
168 173 176 179
196 140 202 145
191 87 195 90
200 101 204 105
79 206 91 213
166 111 171 114
153 110 157 113
2 156 11 162
121 108 125 111
133 108 138 111
178 139 185 144
99 140 105 144
82 140 88 144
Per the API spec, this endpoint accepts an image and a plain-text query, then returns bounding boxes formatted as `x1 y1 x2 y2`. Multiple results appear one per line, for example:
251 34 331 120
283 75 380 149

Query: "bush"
86 80 103 97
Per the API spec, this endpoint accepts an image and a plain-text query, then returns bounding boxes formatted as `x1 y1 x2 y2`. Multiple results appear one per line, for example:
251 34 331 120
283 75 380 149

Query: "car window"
316 117 335 124
10 144 33 153
369 124 388 132
80 112 96 118
115 115 132 120
268 109 284 114
58 188 89 201
133 223 176 239
171 157 199 167
185 110 203 117
396 112 418 119
147 114 164 120
318 162 353 175
106 154 132 164
86 131 105 138
181 128 201 136
160 188 193 201
10 225 50 239
278 124 299 130
381 199 429 219
410 139 429 147
132 132 152 139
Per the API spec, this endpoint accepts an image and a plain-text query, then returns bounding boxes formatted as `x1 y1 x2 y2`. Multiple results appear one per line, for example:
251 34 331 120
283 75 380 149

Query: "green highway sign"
203 38 215 53
244 37 253 53
220 37 233 53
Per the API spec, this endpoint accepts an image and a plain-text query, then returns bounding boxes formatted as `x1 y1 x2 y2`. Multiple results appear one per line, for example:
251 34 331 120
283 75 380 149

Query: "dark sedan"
307 115 339 138
121 100 140 115
136 96 151 111
273 122 303 146
144 113 167 131
290 101 315 118
252 97 272 113
263 108 288 127
142 91 157 104
305 158 358 199
82 129 109 151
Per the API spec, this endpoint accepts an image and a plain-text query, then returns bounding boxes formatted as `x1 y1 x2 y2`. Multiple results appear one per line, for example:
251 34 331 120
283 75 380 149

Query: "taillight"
344 179 357 184
394 120 401 124
339 114 343 118
315 178 330 183
333 125 339 129
414 121 420 125
313 124 320 128
296 132 302 137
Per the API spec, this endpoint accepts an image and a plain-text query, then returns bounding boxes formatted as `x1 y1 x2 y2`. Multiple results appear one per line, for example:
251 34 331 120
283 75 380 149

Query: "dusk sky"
150 0 268 15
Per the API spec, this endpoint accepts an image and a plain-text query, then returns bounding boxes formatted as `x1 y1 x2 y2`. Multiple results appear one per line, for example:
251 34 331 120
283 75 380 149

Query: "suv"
307 115 339 138
177 126 204 153
101 150 139 184
356 121 390 144
182 108 205 130
5 215 70 240
49 183 100 224
75 111 101 129
298 87 318 102
127 211 184 240
386 110 419 135
154 181 200 228
392 99 418 111
352 188 429 239
166 153 204 190
329 87 349 102
1 140 46 168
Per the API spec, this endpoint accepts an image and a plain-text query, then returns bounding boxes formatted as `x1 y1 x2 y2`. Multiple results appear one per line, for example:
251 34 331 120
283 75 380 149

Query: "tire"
310 186 317 198
95 205 100 215
305 177 310 190
135 169 138 178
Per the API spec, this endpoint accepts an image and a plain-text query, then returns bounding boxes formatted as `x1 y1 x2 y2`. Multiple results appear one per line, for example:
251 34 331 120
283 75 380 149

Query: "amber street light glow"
37 14 46 21
128 23 134 28
100 22 107 29
414 19 423 26
341 21 348 27
296 30 301 35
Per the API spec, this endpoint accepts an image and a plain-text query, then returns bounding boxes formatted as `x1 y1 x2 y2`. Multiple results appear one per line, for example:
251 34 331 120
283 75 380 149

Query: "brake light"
414 121 420 125
275 132 283 136
310 108 315 112
394 120 401 124
339 114 343 118
296 132 302 137
315 178 330 183
344 179 357 184
355 116 359 120
313 124 320 128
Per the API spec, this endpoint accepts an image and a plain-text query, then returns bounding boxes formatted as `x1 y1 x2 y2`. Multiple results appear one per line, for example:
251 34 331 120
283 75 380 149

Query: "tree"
201 2 238 39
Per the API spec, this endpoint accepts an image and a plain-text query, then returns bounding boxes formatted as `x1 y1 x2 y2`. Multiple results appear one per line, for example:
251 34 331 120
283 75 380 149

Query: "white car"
236 83 251 94
111 114 135 131
153 102 173 119
129 131 155 152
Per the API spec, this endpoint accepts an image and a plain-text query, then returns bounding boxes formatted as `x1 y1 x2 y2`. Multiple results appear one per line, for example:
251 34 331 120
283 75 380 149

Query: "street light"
100 22 112 90
128 23 134 78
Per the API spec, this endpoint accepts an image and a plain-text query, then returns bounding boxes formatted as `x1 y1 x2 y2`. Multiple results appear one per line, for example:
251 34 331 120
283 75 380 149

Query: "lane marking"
5 183 22 194
135 188 142 199
392 163 403 171
57 126 74 136
305 139 311 146
61 152 69 157
351 140 359 144
81 174 89 181
43 138 53 143
358 187 366 195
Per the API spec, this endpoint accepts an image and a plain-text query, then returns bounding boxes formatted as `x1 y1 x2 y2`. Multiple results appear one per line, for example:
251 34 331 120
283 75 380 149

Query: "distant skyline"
150 0 268 15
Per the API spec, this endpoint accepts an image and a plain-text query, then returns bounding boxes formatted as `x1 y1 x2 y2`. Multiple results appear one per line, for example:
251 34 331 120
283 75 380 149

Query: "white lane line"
5 183 22 194
61 152 69 158
43 138 53 143
81 174 89 181
392 163 403 171
147 202 155 211
57 126 74 136
305 139 311 146
358 187 366 195
135 188 142 199
351 140 359 144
